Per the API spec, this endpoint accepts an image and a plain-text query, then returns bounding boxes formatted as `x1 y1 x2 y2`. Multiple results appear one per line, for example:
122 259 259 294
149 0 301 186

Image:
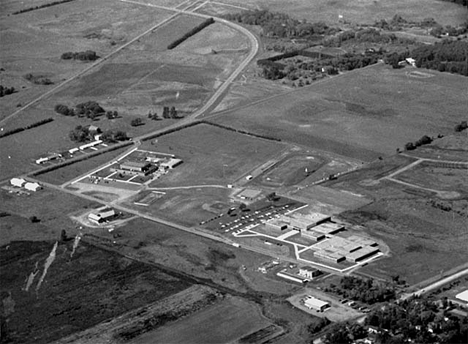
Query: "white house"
24 182 42 192
10 178 26 187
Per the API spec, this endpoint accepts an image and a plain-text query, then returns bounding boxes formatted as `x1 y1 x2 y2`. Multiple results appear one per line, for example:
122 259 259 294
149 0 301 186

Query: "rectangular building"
237 188 262 201
301 230 325 242
266 218 288 231
290 213 331 230
276 270 309 284
160 158 183 169
346 235 378 247
314 249 345 263
304 296 330 312
299 266 321 279
10 178 26 187
24 182 42 192
88 208 116 224
346 246 380 262
312 222 344 235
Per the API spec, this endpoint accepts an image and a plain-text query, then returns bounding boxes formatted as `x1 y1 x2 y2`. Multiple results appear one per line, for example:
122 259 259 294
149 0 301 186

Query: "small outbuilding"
24 182 42 192
88 207 116 224
10 178 26 187
299 266 321 279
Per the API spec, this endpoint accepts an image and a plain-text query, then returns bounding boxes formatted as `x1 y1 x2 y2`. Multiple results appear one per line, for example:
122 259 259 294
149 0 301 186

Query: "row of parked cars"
339 299 371 313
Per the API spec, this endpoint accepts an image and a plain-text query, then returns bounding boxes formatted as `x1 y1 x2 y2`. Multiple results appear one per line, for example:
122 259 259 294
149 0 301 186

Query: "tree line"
325 275 396 304
0 85 16 97
404 135 433 151
167 18 215 49
24 73 53 85
0 118 54 139
55 101 119 120
69 125 128 143
12 0 76 15
365 297 468 344
223 10 338 38
61 50 99 62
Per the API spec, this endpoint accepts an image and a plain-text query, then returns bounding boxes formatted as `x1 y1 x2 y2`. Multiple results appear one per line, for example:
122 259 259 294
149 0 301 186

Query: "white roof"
11 177 26 184
304 297 329 308
456 290 468 302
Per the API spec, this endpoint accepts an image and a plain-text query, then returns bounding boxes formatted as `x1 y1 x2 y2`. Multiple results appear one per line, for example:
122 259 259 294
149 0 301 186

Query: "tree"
170 106 178 119
130 118 143 126
29 216 40 223
60 229 67 242
162 106 170 119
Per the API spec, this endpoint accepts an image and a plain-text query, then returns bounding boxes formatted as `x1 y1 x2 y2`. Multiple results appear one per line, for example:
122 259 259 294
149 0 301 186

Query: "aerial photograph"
0 0 467 343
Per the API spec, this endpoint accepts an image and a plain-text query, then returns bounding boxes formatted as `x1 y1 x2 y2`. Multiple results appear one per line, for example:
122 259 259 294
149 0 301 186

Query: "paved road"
400 268 468 301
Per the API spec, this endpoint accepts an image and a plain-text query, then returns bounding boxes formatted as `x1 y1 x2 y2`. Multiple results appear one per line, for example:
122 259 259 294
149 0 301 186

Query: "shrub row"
167 18 215 49
0 118 54 139
201 121 282 142
404 135 433 151
142 121 202 141
12 0 75 14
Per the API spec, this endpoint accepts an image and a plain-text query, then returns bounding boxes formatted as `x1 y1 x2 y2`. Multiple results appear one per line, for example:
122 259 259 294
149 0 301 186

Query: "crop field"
210 0 466 25
145 124 286 187
131 295 272 344
394 163 468 194
0 240 192 344
212 63 468 162
0 0 173 119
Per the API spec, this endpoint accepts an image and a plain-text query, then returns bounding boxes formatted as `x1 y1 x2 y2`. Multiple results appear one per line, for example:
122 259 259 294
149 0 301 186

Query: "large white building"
88 208 116 224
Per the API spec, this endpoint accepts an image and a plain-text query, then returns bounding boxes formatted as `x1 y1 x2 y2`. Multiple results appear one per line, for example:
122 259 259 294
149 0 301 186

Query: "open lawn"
125 187 232 226
145 123 286 186
0 240 192 344
211 0 467 25
0 187 100 245
131 295 271 344
212 63 468 162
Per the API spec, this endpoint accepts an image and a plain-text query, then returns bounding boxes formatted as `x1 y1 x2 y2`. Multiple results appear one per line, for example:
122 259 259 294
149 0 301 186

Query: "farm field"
210 0 467 25
321 149 468 285
144 123 287 187
0 240 192 344
131 295 271 344
211 63 468 161
0 0 173 120
0 187 100 245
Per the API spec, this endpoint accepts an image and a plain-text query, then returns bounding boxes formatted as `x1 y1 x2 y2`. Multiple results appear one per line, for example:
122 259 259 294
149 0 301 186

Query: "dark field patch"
0 240 191 344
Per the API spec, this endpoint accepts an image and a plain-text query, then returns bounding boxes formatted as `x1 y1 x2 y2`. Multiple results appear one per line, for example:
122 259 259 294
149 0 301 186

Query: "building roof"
300 266 318 272
121 161 149 169
11 178 26 185
314 249 345 261
312 222 344 234
304 297 329 309
238 188 262 199
456 290 468 302
291 212 330 223
345 246 380 261
346 235 377 247
313 236 362 254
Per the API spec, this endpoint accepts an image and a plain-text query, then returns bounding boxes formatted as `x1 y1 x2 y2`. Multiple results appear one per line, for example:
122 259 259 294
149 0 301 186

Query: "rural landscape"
0 0 467 343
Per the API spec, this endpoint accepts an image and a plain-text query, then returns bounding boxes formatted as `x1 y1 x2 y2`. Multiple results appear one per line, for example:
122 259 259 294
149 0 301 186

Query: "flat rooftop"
291 212 330 223
313 236 361 254
311 222 344 234
238 188 262 199
456 290 468 302
345 246 380 261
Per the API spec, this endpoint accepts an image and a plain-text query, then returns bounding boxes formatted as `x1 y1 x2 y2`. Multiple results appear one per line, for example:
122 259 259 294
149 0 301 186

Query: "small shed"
10 178 26 187
24 182 42 192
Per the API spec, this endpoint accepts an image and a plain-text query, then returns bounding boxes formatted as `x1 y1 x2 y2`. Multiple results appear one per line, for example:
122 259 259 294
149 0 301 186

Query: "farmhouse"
10 178 26 187
299 266 321 279
114 161 156 176
237 188 262 201
304 296 330 312
88 207 116 224
24 182 42 192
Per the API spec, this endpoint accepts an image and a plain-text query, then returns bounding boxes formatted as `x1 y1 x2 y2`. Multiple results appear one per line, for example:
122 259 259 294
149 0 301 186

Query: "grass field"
321 152 468 285
131 295 271 344
210 0 467 25
144 123 286 187
0 187 100 245
212 63 468 161
0 0 173 120
0 240 192 344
